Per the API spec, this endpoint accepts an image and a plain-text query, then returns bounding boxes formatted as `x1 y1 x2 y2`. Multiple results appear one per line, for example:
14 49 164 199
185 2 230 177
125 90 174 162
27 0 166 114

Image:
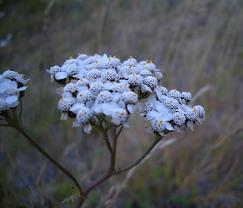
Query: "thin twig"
18 100 24 127
116 137 163 174
84 127 118 195
116 126 123 138
103 129 112 154
94 122 112 154
14 125 85 199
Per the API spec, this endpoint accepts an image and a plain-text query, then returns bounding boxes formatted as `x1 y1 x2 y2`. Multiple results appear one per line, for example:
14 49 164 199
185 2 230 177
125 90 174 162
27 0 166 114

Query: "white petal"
18 86 28 91
161 113 173 121
112 93 121 102
154 87 162 98
155 102 169 115
118 100 126 108
70 103 84 114
55 72 68 80
165 122 174 131
146 111 161 121
103 82 114 90
127 104 135 113
73 70 88 79
76 85 89 92
5 96 18 108
111 117 120 125
0 79 17 93
15 77 29 85
93 104 102 114
102 104 114 116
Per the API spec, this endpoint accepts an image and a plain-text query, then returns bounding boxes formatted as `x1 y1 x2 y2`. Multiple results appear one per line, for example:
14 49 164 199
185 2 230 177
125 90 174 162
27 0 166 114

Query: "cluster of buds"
47 53 205 135
143 86 205 136
47 54 163 133
0 70 28 114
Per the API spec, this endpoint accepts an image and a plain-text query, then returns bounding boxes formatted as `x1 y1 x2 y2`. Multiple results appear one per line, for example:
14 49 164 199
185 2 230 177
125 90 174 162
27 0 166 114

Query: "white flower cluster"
48 54 163 133
0 70 28 113
143 86 205 136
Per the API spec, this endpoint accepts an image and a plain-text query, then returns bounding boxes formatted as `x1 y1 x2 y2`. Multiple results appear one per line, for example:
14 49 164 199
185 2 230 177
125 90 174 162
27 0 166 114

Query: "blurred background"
0 0 243 207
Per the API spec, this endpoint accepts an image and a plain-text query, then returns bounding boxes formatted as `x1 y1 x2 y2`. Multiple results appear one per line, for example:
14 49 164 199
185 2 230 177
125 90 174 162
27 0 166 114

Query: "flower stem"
84 127 118 195
102 128 112 154
14 125 86 200
116 137 162 174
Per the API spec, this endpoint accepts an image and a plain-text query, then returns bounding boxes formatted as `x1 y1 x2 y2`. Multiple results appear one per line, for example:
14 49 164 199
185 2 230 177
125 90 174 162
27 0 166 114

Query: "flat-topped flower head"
0 70 28 113
48 53 204 134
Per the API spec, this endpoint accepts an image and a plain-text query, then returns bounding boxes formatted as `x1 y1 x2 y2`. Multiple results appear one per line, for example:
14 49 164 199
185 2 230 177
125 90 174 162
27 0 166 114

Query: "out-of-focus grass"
118 129 243 208
0 0 243 207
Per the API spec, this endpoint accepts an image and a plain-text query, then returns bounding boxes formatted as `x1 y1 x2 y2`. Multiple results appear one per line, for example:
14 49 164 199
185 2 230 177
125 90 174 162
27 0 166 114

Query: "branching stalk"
4 108 163 208
6 110 85 200
15 126 85 199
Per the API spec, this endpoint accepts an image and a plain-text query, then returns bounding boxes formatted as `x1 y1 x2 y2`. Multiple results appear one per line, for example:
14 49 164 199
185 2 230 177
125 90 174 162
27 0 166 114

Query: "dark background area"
0 0 243 207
